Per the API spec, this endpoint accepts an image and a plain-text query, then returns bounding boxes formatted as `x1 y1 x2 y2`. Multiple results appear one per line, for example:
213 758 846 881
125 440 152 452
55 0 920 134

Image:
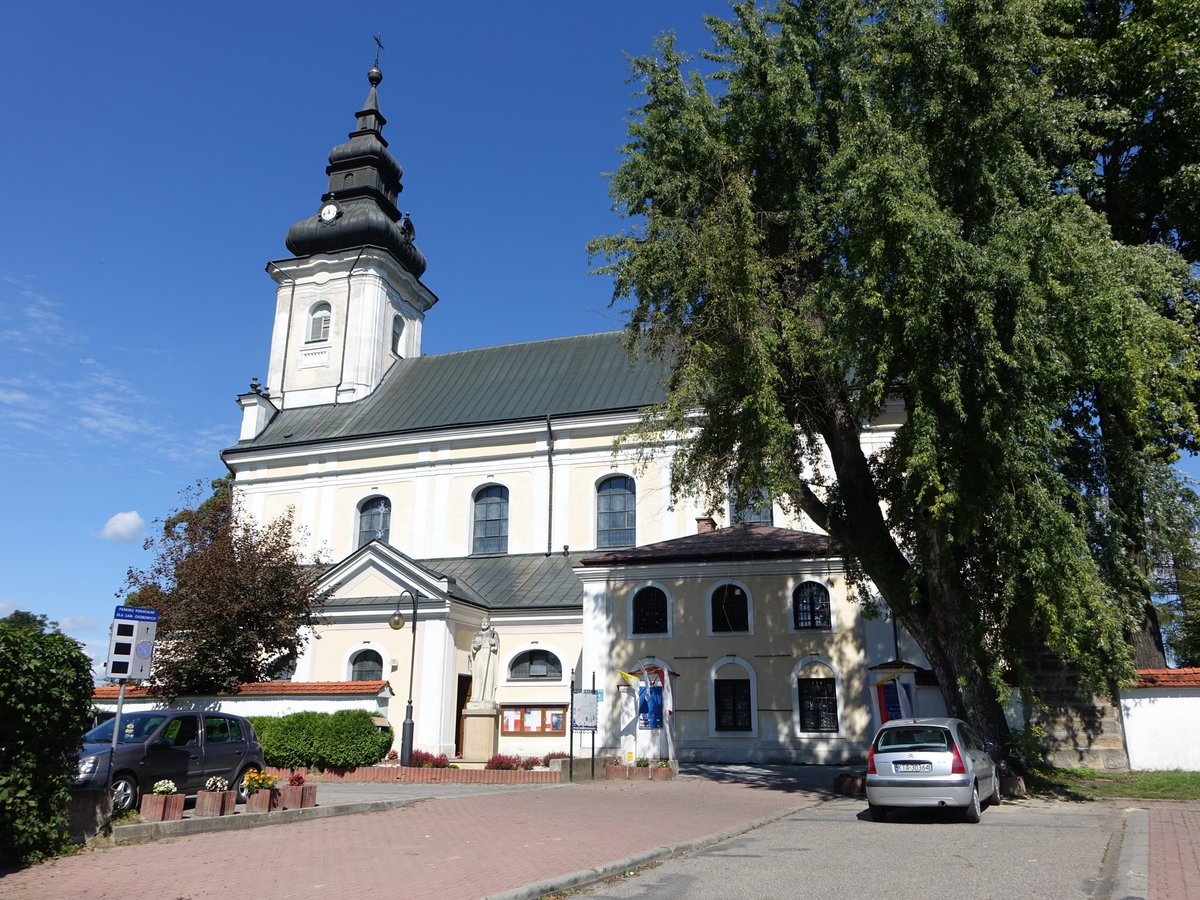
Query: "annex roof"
92 681 393 700
580 523 834 567
228 331 667 452
1134 668 1200 688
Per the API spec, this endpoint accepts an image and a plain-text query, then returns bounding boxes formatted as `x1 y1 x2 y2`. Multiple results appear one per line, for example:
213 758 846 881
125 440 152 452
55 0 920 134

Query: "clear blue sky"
0 1 720 673
2 2 1196 676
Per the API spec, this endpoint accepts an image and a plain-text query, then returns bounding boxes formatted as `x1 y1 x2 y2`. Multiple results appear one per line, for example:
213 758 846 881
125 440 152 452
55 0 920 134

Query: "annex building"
219 65 943 765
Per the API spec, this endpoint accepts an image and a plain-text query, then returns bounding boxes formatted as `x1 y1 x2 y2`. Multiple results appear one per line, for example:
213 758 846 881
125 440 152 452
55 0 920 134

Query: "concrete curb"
1109 807 1149 900
108 797 420 845
483 798 826 900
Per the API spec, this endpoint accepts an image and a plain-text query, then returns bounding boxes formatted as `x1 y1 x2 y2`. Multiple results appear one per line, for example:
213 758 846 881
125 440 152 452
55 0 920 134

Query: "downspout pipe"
546 415 555 556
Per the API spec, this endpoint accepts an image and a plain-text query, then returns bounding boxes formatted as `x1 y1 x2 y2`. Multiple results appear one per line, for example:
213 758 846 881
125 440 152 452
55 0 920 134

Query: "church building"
221 65 942 765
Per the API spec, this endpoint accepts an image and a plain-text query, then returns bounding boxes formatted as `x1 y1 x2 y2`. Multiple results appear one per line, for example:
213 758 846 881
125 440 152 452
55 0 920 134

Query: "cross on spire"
373 33 384 68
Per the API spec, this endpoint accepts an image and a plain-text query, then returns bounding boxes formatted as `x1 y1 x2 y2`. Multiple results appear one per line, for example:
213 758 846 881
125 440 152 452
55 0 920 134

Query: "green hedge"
248 710 392 770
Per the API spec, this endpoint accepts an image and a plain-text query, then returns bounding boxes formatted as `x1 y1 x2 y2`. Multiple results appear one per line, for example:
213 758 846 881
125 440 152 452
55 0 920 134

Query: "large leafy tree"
121 477 330 698
1052 0 1200 664
591 0 1200 745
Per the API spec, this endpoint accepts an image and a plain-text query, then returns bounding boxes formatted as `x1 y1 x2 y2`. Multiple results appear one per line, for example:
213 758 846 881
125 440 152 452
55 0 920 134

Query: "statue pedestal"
462 707 499 762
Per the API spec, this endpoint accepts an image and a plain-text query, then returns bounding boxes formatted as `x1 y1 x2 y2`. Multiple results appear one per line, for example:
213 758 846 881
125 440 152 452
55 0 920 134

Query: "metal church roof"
231 331 668 451
422 552 589 610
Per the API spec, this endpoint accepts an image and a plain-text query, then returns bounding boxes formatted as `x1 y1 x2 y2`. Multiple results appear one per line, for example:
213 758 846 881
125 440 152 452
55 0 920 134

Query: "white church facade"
220 64 944 765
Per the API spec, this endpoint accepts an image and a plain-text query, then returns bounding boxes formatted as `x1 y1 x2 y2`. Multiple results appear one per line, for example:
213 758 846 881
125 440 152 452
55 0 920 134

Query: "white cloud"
98 510 144 543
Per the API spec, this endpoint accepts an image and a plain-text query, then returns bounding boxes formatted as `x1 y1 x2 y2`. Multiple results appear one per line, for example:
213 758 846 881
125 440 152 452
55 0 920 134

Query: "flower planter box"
193 790 238 817
280 784 318 809
139 793 185 822
605 764 629 780
245 788 282 813
651 765 675 781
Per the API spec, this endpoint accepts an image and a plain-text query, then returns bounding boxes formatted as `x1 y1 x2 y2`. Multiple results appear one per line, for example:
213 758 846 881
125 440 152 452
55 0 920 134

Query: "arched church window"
597 475 636 548
391 315 404 356
472 485 509 554
509 649 562 680
350 649 383 681
357 496 391 547
308 302 331 343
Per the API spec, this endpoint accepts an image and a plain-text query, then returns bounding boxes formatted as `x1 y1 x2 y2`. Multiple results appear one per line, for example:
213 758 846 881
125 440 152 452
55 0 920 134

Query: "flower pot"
605 764 629 780
651 765 674 781
139 793 185 822
280 784 318 809
194 790 238 817
245 788 282 813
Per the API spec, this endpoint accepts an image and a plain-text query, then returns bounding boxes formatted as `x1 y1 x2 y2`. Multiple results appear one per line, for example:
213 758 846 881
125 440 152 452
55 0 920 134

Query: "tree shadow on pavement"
680 763 845 795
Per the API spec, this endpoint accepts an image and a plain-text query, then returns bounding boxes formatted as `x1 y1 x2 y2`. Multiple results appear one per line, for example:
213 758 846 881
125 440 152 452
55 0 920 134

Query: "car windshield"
877 726 952 753
83 712 169 744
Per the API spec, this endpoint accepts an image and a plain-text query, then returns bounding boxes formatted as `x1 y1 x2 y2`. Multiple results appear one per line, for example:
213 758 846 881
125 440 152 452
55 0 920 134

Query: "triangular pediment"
317 539 457 606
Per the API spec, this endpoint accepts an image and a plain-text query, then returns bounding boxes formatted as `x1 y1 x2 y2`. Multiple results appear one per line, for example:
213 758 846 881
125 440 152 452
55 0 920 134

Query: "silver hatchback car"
865 717 1000 822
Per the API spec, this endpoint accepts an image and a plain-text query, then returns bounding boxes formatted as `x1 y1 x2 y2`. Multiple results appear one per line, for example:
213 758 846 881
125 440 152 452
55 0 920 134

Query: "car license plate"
895 762 931 773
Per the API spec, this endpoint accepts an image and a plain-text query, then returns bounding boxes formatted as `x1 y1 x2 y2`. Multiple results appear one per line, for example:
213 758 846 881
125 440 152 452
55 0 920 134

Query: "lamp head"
388 611 405 630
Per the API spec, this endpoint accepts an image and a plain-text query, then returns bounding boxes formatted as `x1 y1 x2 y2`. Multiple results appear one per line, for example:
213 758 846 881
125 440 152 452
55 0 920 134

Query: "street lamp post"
388 589 420 766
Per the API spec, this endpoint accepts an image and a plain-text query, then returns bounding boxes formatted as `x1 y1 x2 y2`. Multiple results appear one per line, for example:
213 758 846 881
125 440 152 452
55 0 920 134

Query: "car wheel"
868 803 888 822
235 767 256 804
962 784 981 823
986 774 1002 808
111 774 139 812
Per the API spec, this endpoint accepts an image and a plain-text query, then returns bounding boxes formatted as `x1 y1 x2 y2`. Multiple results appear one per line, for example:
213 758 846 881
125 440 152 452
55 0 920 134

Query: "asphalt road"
581 795 1128 900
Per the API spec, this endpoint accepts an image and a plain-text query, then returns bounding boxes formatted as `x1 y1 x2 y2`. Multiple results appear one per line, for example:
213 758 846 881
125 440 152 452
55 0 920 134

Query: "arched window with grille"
792 582 831 630
350 649 383 681
472 485 509 554
357 496 391 547
596 475 636 548
793 658 841 735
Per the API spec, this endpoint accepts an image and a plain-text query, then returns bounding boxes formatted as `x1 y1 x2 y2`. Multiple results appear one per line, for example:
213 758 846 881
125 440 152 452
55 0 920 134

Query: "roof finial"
368 33 384 85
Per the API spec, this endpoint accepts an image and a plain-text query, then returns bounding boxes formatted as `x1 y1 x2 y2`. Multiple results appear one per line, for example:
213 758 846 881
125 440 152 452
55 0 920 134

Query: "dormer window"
308 302 331 343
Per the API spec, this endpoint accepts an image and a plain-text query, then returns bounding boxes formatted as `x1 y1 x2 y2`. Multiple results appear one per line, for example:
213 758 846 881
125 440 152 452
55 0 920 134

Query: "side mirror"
984 741 997 756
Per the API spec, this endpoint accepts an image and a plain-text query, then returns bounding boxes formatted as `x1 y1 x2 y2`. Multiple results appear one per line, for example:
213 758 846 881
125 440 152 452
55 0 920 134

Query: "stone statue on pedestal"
467 615 500 708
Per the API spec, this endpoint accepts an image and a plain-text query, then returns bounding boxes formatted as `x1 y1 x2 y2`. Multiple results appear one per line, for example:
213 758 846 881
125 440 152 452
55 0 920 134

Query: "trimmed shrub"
255 710 392 770
0 620 94 866
485 753 521 770
521 756 541 770
544 751 570 764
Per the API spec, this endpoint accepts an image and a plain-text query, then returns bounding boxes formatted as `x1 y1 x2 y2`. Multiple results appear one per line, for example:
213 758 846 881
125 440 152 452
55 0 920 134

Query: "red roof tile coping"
1134 668 1200 688
93 680 392 700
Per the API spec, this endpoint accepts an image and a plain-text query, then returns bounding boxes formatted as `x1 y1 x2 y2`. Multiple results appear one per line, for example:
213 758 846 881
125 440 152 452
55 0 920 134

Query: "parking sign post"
104 606 158 803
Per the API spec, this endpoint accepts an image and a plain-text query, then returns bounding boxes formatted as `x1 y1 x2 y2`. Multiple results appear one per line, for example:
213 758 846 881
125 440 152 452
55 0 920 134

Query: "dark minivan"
76 710 265 811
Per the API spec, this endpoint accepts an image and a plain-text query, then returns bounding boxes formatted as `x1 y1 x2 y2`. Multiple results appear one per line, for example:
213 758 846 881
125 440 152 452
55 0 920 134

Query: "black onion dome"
284 66 427 278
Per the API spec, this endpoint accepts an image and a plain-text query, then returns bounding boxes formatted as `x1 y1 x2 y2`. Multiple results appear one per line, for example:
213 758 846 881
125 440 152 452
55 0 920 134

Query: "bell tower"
262 64 438 411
